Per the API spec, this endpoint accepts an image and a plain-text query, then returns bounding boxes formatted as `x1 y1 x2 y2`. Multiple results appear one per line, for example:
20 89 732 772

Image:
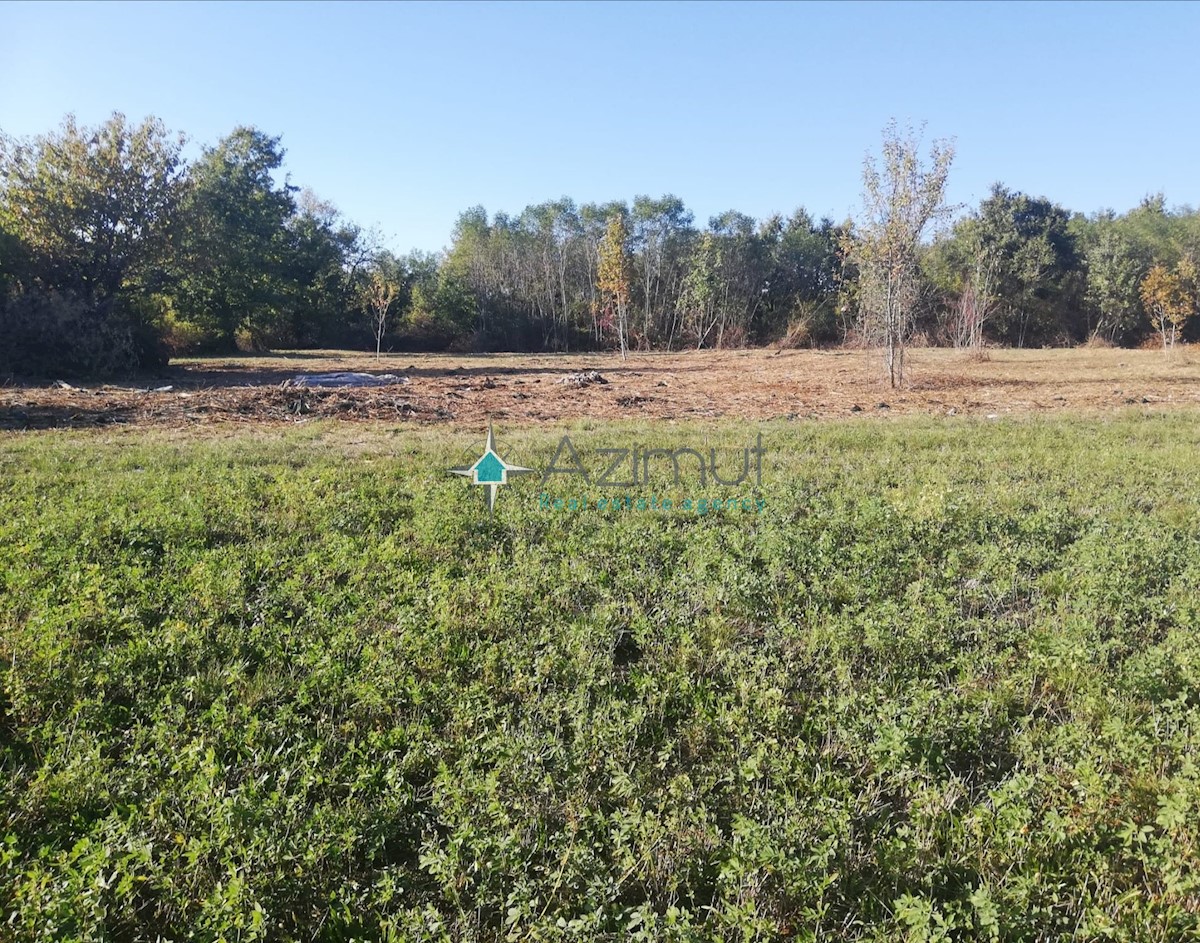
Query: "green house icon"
471 450 507 485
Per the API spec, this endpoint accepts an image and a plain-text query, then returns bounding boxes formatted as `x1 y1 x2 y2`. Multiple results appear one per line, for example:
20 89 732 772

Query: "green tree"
518 198 586 350
1120 194 1182 265
423 267 477 346
175 127 295 351
755 210 842 345
973 185 1078 346
439 206 514 346
0 112 185 371
403 250 464 343
676 213 775 349
1083 226 1145 343
0 112 185 305
678 231 722 348
280 189 365 347
629 194 695 344
708 210 771 346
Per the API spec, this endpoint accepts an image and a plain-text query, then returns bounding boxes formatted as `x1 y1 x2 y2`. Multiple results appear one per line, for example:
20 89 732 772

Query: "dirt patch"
3 347 1199 430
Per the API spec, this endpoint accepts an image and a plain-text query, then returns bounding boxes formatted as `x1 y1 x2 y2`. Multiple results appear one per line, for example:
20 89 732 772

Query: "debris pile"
0 384 432 430
558 371 607 387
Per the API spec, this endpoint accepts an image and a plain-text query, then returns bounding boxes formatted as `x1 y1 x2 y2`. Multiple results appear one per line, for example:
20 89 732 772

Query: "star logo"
450 424 534 513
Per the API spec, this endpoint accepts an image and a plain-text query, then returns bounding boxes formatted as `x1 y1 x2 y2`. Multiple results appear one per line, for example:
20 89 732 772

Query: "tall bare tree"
954 218 999 354
847 121 955 387
365 265 399 358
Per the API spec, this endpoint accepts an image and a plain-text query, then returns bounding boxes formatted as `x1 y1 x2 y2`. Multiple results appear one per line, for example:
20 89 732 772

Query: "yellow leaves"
596 213 631 306
1139 258 1197 347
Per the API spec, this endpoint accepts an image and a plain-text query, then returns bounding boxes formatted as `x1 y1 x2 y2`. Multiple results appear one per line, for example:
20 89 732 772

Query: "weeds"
1 416 1199 940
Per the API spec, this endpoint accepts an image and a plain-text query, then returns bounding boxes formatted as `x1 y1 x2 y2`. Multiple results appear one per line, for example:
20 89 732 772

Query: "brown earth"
2 347 1199 431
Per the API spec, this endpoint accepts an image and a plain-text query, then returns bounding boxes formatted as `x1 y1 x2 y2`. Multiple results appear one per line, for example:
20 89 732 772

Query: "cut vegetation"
3 347 1200 430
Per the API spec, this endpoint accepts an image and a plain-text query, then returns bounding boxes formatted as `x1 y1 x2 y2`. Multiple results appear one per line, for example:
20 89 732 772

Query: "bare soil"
3 347 1199 431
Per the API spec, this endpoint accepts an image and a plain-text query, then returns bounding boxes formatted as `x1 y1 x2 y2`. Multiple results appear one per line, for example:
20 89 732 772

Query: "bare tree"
847 121 955 387
954 238 997 355
366 270 398 358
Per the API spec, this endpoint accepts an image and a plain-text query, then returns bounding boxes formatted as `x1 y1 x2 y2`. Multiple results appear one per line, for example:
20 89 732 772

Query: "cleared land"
3 346 1200 429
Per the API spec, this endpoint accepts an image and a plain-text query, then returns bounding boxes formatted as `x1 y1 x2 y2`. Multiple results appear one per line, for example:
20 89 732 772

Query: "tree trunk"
221 320 239 354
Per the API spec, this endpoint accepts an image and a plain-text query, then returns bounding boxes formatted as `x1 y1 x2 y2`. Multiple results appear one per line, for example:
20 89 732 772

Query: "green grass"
2 414 1200 941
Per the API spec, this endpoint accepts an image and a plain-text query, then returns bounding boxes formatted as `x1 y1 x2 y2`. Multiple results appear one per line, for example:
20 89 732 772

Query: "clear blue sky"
3 1 1198 254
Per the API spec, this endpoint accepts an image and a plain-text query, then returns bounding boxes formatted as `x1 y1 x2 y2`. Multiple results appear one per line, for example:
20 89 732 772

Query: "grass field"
3 405 1200 941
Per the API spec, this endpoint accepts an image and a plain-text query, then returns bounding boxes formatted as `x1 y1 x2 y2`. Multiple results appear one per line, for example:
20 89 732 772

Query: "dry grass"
3 346 1200 430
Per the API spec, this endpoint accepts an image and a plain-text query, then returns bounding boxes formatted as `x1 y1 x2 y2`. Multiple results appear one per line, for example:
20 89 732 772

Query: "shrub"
0 290 167 377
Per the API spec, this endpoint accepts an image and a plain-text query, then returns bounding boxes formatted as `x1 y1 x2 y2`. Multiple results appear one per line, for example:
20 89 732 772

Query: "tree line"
2 112 1199 376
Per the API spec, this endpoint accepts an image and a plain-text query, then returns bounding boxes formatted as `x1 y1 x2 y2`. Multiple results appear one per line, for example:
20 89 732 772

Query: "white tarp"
287 372 409 388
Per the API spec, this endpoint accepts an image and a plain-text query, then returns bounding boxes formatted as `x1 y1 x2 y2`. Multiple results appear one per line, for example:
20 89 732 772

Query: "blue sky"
3 1 1198 254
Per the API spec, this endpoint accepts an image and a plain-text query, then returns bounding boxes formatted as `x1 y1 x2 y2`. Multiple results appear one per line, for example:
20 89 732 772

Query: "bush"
160 311 212 356
0 290 167 377
393 309 461 352
1080 333 1116 349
